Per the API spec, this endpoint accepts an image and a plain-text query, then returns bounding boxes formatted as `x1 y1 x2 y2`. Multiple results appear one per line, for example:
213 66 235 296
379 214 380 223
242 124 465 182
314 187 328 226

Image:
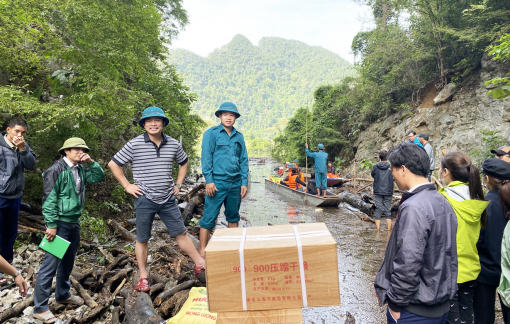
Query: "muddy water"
240 164 389 323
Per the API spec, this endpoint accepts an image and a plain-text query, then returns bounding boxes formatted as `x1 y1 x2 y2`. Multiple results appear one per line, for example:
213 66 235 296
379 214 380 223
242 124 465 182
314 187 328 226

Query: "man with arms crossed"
109 107 206 292
0 118 36 264
374 143 457 323
199 102 249 258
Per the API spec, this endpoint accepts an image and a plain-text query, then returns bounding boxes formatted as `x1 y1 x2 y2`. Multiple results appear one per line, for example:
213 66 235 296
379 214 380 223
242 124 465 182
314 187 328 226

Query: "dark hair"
486 176 510 220
407 130 416 136
379 150 388 161
388 143 429 177
8 118 28 129
441 152 487 227
291 167 299 174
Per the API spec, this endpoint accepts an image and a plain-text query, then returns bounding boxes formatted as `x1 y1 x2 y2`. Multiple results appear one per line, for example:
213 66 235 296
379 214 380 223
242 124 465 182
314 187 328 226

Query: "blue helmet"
318 144 325 149
215 102 241 118
138 107 170 128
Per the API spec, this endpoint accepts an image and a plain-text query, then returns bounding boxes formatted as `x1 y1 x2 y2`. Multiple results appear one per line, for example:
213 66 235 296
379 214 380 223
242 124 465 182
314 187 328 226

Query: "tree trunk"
107 219 136 242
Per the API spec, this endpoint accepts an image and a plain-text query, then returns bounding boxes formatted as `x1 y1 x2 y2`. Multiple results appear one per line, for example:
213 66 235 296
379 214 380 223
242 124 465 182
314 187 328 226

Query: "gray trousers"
34 220 81 313
374 195 392 220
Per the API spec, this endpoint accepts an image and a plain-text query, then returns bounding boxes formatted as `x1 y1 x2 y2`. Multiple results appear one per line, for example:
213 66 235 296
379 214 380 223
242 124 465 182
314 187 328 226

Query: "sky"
169 0 374 63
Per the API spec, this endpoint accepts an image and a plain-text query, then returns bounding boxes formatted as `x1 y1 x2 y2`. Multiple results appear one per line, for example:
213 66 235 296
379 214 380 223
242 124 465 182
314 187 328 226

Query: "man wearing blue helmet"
108 107 206 292
305 143 328 196
199 102 249 258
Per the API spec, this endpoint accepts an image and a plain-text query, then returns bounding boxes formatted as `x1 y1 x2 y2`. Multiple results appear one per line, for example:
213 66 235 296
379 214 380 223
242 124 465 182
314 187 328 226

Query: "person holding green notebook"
33 138 105 323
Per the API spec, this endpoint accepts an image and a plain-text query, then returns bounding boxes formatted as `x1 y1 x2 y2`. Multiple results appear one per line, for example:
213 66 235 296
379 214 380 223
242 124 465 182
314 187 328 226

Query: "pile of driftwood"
5 183 212 324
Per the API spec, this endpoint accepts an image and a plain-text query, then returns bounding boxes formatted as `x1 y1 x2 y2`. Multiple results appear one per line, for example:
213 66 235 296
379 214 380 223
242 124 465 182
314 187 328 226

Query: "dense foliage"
0 0 203 218
274 0 510 164
168 35 353 156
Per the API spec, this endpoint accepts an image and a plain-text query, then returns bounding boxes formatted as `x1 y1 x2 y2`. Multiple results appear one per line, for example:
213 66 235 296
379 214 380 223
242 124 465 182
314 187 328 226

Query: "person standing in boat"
199 102 249 258
305 143 328 196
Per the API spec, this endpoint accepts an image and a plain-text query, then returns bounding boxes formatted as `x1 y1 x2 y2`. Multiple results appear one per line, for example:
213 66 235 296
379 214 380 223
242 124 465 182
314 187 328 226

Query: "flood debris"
0 182 231 324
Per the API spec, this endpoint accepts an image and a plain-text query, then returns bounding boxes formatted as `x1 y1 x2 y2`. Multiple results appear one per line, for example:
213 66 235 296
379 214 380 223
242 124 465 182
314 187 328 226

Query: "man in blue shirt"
406 130 423 147
199 102 249 257
305 143 328 196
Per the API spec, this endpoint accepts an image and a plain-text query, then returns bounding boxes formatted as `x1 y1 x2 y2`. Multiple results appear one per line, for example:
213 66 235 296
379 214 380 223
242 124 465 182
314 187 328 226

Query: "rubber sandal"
135 278 150 292
32 311 57 324
57 295 84 305
194 265 205 274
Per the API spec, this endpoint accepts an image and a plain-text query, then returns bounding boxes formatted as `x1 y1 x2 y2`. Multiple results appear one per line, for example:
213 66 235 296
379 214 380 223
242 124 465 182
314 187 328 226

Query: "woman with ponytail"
438 152 488 324
482 158 510 323
474 158 510 323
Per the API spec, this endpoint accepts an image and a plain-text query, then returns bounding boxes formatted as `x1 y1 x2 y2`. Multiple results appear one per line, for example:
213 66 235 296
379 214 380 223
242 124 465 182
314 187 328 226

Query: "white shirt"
408 182 431 193
63 157 82 194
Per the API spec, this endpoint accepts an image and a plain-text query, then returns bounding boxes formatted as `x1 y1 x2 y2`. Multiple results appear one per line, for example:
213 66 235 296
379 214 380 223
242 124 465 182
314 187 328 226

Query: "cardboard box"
205 223 340 312
216 308 303 324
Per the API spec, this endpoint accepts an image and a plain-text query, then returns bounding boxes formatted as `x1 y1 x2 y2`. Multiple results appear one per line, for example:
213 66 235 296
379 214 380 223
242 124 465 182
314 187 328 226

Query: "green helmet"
215 102 241 118
59 137 90 155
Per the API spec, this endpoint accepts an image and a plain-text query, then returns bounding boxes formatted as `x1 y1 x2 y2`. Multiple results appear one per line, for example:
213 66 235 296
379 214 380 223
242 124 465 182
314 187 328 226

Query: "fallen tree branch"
71 276 98 308
107 219 136 242
154 279 198 306
70 276 97 308
99 254 129 284
0 295 34 322
99 247 116 264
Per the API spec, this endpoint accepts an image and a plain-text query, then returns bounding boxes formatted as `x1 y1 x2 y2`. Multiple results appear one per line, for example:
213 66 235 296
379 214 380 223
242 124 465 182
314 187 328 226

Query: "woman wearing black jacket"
474 158 510 323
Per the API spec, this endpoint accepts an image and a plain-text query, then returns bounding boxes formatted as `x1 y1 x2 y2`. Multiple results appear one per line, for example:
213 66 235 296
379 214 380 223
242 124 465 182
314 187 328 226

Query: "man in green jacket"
33 138 105 323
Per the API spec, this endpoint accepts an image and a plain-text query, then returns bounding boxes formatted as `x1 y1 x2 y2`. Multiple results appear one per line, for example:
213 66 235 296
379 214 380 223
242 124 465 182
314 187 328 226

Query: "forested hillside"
0 0 202 218
168 35 353 156
274 0 510 166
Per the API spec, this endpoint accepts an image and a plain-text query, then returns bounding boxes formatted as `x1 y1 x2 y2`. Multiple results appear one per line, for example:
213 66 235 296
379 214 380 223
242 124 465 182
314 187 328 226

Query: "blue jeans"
34 221 81 313
0 196 21 263
387 308 448 323
315 172 327 190
200 179 242 229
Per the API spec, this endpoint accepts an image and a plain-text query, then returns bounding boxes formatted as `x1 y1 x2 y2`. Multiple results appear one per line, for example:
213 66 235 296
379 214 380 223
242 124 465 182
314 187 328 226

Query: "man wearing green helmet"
33 137 105 323
305 143 328 197
199 102 249 258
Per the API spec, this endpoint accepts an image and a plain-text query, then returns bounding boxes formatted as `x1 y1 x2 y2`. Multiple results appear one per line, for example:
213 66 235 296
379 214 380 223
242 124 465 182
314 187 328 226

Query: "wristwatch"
175 183 182 189
12 269 21 279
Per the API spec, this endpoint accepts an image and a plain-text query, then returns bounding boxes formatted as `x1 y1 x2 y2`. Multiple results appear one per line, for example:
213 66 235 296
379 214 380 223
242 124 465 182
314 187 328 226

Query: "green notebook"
39 235 71 259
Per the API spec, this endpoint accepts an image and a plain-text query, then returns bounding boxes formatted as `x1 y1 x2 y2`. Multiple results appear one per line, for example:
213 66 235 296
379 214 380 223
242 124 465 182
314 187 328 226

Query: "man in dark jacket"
0 118 36 264
374 143 457 324
371 150 394 232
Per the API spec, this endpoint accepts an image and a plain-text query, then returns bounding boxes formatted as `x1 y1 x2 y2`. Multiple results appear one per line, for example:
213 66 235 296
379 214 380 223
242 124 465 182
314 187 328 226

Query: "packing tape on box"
236 225 310 310
211 230 330 242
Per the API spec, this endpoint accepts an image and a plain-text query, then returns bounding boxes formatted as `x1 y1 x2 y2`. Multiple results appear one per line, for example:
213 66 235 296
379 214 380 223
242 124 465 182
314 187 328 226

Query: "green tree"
0 0 203 217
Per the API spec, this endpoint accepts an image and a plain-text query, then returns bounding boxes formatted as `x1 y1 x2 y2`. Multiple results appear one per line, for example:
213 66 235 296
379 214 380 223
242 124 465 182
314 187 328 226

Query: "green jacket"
439 181 489 283
42 159 105 228
498 222 510 307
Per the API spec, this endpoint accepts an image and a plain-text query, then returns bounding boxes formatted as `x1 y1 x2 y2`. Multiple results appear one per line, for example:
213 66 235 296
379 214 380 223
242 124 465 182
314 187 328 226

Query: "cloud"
170 0 373 63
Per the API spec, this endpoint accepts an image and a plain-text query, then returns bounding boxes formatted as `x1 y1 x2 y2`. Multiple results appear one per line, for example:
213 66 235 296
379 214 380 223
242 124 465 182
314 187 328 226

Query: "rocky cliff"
354 54 510 167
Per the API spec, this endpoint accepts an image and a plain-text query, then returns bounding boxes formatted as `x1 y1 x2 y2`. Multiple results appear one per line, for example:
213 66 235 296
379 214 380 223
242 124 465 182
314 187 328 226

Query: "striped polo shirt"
112 132 188 204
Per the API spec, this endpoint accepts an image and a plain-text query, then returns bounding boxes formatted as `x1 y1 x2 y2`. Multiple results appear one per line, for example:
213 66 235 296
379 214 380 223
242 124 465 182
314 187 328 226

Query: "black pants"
447 280 475 324
474 282 499 324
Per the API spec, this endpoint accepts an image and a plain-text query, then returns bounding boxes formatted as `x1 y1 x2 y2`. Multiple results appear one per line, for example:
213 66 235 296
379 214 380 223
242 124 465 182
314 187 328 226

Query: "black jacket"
0 133 36 199
477 189 508 286
371 162 394 196
374 183 458 318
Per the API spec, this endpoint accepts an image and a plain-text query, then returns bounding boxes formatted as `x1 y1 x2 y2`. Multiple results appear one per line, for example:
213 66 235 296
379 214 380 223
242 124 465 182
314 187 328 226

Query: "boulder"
433 83 455 105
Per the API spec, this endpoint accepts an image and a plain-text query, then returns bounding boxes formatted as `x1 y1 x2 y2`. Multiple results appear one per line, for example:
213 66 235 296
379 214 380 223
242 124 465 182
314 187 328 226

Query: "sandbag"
167 287 217 324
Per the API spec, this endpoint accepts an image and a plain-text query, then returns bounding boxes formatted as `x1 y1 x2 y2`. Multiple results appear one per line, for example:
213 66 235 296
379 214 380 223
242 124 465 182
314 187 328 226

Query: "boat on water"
265 179 342 207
